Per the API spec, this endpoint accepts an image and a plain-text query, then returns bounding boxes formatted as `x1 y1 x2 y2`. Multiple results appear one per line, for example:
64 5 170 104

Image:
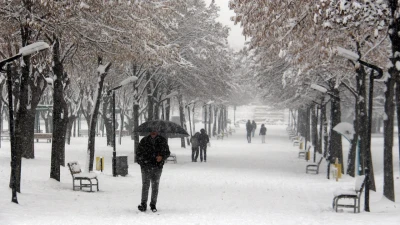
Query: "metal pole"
314 105 319 162
366 70 374 173
7 64 18 203
234 105 236 125
112 91 117 177
187 106 192 136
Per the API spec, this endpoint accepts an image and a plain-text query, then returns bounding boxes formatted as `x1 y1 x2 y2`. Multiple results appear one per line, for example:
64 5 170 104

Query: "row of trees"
0 0 243 204
229 0 398 202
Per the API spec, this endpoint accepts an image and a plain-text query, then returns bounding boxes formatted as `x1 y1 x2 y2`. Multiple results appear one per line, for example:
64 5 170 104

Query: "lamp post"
0 41 50 204
107 76 138 177
336 46 383 212
310 83 340 179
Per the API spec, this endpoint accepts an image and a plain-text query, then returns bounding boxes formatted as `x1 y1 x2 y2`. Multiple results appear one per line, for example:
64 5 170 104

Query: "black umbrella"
134 120 189 138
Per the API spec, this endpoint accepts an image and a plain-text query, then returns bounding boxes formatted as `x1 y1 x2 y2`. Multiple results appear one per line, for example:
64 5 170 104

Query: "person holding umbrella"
136 129 170 212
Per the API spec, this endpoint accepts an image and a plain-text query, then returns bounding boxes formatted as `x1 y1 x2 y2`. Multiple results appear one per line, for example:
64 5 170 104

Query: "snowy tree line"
0 0 240 203
229 0 398 202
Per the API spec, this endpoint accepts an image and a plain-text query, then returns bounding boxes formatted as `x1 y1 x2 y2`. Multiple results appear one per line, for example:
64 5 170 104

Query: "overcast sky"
204 0 246 51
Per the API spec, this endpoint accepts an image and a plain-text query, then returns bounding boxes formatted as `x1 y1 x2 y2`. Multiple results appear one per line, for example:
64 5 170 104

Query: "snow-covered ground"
0 125 399 225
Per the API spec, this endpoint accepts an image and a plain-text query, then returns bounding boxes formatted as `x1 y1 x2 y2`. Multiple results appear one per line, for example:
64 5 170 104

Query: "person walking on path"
190 132 200 162
246 120 252 143
198 128 210 162
259 124 267 143
136 130 170 213
251 120 257 137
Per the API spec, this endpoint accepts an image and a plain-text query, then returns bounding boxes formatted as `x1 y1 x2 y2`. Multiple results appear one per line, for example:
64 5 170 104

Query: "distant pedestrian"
251 120 257 137
190 132 200 162
136 130 170 213
198 129 209 162
246 120 252 143
259 124 267 143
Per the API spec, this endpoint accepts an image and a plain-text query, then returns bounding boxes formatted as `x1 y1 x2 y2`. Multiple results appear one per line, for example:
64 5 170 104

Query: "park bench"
287 129 297 140
165 153 177 164
293 136 304 146
217 133 224 140
117 130 130 137
79 129 102 137
298 145 311 158
34 133 52 143
67 161 99 192
332 175 366 213
306 156 324 174
79 129 88 137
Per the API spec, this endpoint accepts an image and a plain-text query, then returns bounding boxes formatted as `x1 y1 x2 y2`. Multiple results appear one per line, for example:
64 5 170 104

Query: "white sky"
204 0 246 51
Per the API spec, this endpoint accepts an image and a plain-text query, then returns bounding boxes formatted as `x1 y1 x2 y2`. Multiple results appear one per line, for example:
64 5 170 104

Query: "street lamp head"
1 41 50 71
206 100 214 105
310 84 328 93
119 76 138 86
18 42 50 56
335 46 359 61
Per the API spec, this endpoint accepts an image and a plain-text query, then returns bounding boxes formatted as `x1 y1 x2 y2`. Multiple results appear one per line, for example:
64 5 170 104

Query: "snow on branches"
316 0 390 37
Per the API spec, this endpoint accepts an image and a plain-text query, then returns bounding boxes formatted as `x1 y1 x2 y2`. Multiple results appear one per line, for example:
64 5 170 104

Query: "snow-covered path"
0 125 399 225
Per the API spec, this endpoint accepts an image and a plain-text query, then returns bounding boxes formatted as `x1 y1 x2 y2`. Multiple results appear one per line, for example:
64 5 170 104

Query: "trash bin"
115 156 128 176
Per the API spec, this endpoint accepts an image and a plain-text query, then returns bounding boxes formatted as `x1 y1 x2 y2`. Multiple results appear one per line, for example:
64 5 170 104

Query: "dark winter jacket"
246 121 253 133
259 126 267 135
252 121 257 130
190 132 200 148
198 129 209 147
136 135 170 169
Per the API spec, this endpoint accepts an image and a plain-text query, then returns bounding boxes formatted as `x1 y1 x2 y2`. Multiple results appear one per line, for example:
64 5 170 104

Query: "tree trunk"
14 53 31 192
133 103 139 162
86 57 111 172
356 66 369 177
22 65 48 159
213 107 218 136
218 107 222 134
22 111 35 159
178 94 186 148
382 65 396 201
321 103 328 158
383 5 399 200
347 93 359 177
192 104 196 134
146 72 154 122
396 82 400 188
311 105 318 153
224 106 228 131
50 37 69 180
204 105 207 130
65 115 77 145
328 90 342 169
187 106 192 137
102 94 113 146
208 104 212 138
166 98 171 121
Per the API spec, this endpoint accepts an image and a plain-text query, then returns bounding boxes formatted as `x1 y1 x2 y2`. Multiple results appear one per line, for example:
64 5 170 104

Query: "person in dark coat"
190 132 200 162
136 130 170 212
246 120 252 143
259 124 267 143
198 129 209 162
251 120 257 137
